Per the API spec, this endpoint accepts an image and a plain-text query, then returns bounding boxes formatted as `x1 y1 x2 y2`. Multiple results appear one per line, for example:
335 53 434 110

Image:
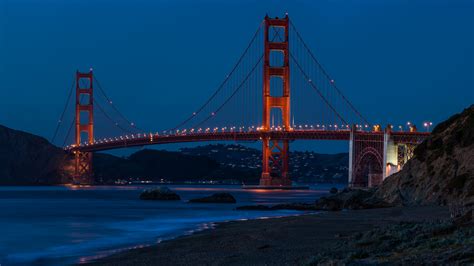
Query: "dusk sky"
0 0 472 153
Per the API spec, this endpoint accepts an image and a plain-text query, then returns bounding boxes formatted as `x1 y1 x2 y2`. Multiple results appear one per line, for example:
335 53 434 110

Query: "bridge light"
423 121 433 131
193 112 196 115
330 79 335 83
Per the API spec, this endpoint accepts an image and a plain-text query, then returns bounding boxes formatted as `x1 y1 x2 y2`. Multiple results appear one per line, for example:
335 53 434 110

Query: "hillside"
0 125 70 184
94 149 256 184
0 124 348 185
376 105 474 207
181 144 348 183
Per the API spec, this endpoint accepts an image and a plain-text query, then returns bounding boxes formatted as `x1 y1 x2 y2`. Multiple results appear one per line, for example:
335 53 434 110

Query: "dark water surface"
0 185 335 265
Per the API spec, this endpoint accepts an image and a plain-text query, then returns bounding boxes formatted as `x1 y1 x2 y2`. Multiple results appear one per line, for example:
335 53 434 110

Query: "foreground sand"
87 206 449 266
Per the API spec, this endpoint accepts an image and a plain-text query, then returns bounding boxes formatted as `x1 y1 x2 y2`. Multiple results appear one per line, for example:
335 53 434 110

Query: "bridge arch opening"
270 50 284 67
79 111 91 124
270 76 284 97
353 147 383 187
268 26 285 43
77 78 91 89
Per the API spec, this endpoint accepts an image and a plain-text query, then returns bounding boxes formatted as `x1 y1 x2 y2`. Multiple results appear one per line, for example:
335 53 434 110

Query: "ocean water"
0 184 335 265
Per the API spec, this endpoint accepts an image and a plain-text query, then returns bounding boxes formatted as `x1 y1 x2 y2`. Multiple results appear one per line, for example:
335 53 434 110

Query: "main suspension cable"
51 77 75 143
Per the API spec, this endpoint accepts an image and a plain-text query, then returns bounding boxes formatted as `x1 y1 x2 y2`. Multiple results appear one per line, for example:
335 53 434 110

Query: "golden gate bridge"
52 15 429 188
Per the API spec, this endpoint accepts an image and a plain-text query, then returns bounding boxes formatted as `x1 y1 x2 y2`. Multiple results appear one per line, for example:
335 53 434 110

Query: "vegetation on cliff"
376 105 474 207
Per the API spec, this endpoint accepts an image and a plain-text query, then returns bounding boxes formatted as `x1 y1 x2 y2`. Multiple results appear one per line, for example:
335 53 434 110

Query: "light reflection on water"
0 184 338 265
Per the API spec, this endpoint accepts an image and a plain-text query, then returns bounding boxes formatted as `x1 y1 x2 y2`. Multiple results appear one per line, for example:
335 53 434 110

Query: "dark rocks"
308 219 474 265
236 203 317 211
139 187 181 200
238 190 392 212
189 193 236 203
314 197 344 211
330 187 339 194
315 188 393 211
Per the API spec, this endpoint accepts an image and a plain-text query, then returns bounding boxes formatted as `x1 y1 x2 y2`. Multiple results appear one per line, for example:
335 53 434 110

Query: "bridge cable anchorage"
93 76 142 132
51 76 76 143
289 20 370 126
193 55 264 129
170 21 264 131
271 27 348 125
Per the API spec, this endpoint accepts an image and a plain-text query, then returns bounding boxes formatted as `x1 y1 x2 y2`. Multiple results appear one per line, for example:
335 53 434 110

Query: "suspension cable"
171 21 265 131
289 20 370 125
93 76 142 132
51 77 75 143
93 99 134 134
290 54 347 125
192 55 264 129
271 27 347 125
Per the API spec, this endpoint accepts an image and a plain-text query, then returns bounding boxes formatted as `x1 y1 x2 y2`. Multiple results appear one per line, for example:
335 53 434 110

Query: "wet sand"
87 206 449 266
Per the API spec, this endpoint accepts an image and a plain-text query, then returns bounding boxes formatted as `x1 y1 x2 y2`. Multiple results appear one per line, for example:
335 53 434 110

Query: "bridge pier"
260 138 291 186
382 127 398 180
74 151 93 184
349 124 419 187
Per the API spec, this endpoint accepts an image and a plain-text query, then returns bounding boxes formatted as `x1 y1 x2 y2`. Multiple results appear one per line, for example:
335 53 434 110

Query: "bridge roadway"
67 129 429 153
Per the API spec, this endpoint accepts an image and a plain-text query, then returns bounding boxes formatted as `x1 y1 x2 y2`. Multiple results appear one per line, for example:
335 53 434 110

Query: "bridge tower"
74 70 94 184
260 15 291 186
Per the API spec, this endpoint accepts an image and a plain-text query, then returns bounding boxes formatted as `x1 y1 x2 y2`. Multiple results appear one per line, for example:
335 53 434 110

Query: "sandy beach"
87 206 451 265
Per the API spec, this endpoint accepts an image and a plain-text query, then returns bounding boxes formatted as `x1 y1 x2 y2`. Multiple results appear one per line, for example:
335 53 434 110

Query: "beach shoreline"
85 205 451 265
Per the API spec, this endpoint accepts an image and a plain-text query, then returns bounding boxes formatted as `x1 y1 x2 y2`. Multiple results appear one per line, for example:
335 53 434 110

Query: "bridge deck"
67 130 429 152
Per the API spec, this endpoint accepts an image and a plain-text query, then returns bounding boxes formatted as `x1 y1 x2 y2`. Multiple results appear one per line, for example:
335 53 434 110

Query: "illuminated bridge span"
54 15 429 187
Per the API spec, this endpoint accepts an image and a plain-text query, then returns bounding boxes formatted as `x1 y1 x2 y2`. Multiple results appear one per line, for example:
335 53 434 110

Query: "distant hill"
94 149 256 184
0 124 348 185
180 144 348 183
377 105 474 207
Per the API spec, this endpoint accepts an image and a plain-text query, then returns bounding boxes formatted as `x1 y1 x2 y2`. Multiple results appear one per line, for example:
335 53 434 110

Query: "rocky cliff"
376 105 474 207
0 125 71 184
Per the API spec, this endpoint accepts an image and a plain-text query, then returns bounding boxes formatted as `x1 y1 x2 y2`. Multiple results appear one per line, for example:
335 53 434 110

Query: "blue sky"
0 0 472 153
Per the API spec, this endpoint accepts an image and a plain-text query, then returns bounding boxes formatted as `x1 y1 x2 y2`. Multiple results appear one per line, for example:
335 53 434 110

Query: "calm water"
0 184 335 265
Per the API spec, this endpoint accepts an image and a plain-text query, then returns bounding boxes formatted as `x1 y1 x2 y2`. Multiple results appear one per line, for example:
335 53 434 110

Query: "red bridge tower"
74 70 94 184
260 15 291 186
